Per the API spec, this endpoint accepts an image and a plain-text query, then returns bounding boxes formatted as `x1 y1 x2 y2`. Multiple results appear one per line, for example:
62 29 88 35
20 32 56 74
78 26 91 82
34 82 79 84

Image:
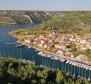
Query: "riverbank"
0 22 16 26
8 27 91 81
9 29 91 69
17 40 91 70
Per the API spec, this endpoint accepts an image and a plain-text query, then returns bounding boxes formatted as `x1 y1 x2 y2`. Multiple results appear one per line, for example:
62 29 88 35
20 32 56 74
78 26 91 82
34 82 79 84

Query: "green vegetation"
11 11 91 35
0 57 90 84
66 42 91 59
31 11 91 34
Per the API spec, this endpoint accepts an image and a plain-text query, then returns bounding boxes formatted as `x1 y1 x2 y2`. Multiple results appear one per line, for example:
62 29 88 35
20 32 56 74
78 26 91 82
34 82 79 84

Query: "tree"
68 78 74 84
37 70 42 79
63 79 67 84
42 69 49 79
40 79 46 84
31 79 37 84
84 80 89 84
76 79 81 84
56 70 63 84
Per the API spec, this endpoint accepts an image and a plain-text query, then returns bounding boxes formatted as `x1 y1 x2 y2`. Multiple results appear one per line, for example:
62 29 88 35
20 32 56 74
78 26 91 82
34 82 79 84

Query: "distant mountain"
2 11 91 34
0 10 56 25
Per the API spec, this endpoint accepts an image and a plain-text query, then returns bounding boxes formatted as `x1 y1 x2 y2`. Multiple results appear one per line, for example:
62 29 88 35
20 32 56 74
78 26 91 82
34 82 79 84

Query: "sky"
0 0 91 11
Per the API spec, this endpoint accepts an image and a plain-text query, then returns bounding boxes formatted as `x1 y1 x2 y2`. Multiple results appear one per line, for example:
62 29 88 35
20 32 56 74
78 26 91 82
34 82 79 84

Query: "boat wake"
4 41 17 45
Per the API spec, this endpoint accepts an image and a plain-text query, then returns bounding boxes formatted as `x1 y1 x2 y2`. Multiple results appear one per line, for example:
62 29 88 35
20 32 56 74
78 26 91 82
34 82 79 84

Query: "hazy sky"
0 0 91 11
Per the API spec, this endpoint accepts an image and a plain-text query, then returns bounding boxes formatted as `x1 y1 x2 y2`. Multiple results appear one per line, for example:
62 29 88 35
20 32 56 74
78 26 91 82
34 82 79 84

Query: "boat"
38 52 43 55
88 77 90 81
86 66 88 70
61 59 65 62
28 46 31 48
89 67 91 71
16 44 25 47
66 60 70 63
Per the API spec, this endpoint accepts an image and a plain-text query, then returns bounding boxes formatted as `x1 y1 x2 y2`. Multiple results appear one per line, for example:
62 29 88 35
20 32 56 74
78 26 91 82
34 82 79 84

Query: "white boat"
73 63 76 66
84 65 87 69
87 66 90 70
38 52 43 55
66 61 69 63
16 44 25 47
81 65 83 68
71 61 74 65
46 55 50 57
88 77 90 81
28 46 31 48
76 63 79 67
55 57 59 60
59 58 65 62
78 64 82 68
69 61 73 64
66 60 70 63
89 67 91 70
86 66 88 70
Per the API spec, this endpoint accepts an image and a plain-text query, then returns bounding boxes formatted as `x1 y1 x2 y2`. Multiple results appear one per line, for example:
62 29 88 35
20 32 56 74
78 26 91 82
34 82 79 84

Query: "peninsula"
10 11 91 67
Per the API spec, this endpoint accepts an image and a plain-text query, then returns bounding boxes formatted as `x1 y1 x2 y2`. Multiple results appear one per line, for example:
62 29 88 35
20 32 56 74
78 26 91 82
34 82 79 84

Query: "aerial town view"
0 0 91 84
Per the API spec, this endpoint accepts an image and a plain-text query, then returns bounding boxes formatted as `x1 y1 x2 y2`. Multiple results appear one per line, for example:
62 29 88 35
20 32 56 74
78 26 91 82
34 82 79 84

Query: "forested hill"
2 11 91 33
0 58 90 84
34 11 91 34
0 10 56 25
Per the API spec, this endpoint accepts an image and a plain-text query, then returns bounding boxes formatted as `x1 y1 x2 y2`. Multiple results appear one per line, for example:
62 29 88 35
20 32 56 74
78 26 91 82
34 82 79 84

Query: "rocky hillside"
0 10 55 25
2 11 91 34
34 11 91 34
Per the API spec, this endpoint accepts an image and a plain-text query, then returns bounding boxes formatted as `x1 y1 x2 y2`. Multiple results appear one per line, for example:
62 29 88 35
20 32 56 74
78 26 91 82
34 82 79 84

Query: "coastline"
0 22 16 26
18 40 91 70
9 30 91 70
8 28 91 81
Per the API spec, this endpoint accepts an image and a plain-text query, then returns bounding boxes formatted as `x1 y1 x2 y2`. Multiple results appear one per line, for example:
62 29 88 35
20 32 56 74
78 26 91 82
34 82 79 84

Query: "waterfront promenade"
17 41 91 80
22 41 91 70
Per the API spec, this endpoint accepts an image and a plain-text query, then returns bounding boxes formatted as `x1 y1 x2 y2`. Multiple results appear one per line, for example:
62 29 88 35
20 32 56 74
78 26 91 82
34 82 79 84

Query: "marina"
0 46 91 80
37 51 91 79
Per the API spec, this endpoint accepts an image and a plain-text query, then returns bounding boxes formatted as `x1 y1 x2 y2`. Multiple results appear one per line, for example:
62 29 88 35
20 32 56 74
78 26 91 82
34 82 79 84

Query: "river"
0 24 38 59
0 24 91 80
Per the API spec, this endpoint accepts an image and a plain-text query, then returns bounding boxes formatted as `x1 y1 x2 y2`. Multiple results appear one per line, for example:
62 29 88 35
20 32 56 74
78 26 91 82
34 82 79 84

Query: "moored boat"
16 44 25 47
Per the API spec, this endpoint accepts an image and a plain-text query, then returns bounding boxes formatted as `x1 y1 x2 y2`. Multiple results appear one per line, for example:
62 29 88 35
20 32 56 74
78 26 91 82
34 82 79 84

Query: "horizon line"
0 9 91 11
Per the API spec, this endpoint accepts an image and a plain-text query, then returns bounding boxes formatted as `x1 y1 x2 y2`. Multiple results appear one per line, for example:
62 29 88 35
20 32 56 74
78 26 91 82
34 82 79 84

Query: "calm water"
0 24 90 80
0 24 38 60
